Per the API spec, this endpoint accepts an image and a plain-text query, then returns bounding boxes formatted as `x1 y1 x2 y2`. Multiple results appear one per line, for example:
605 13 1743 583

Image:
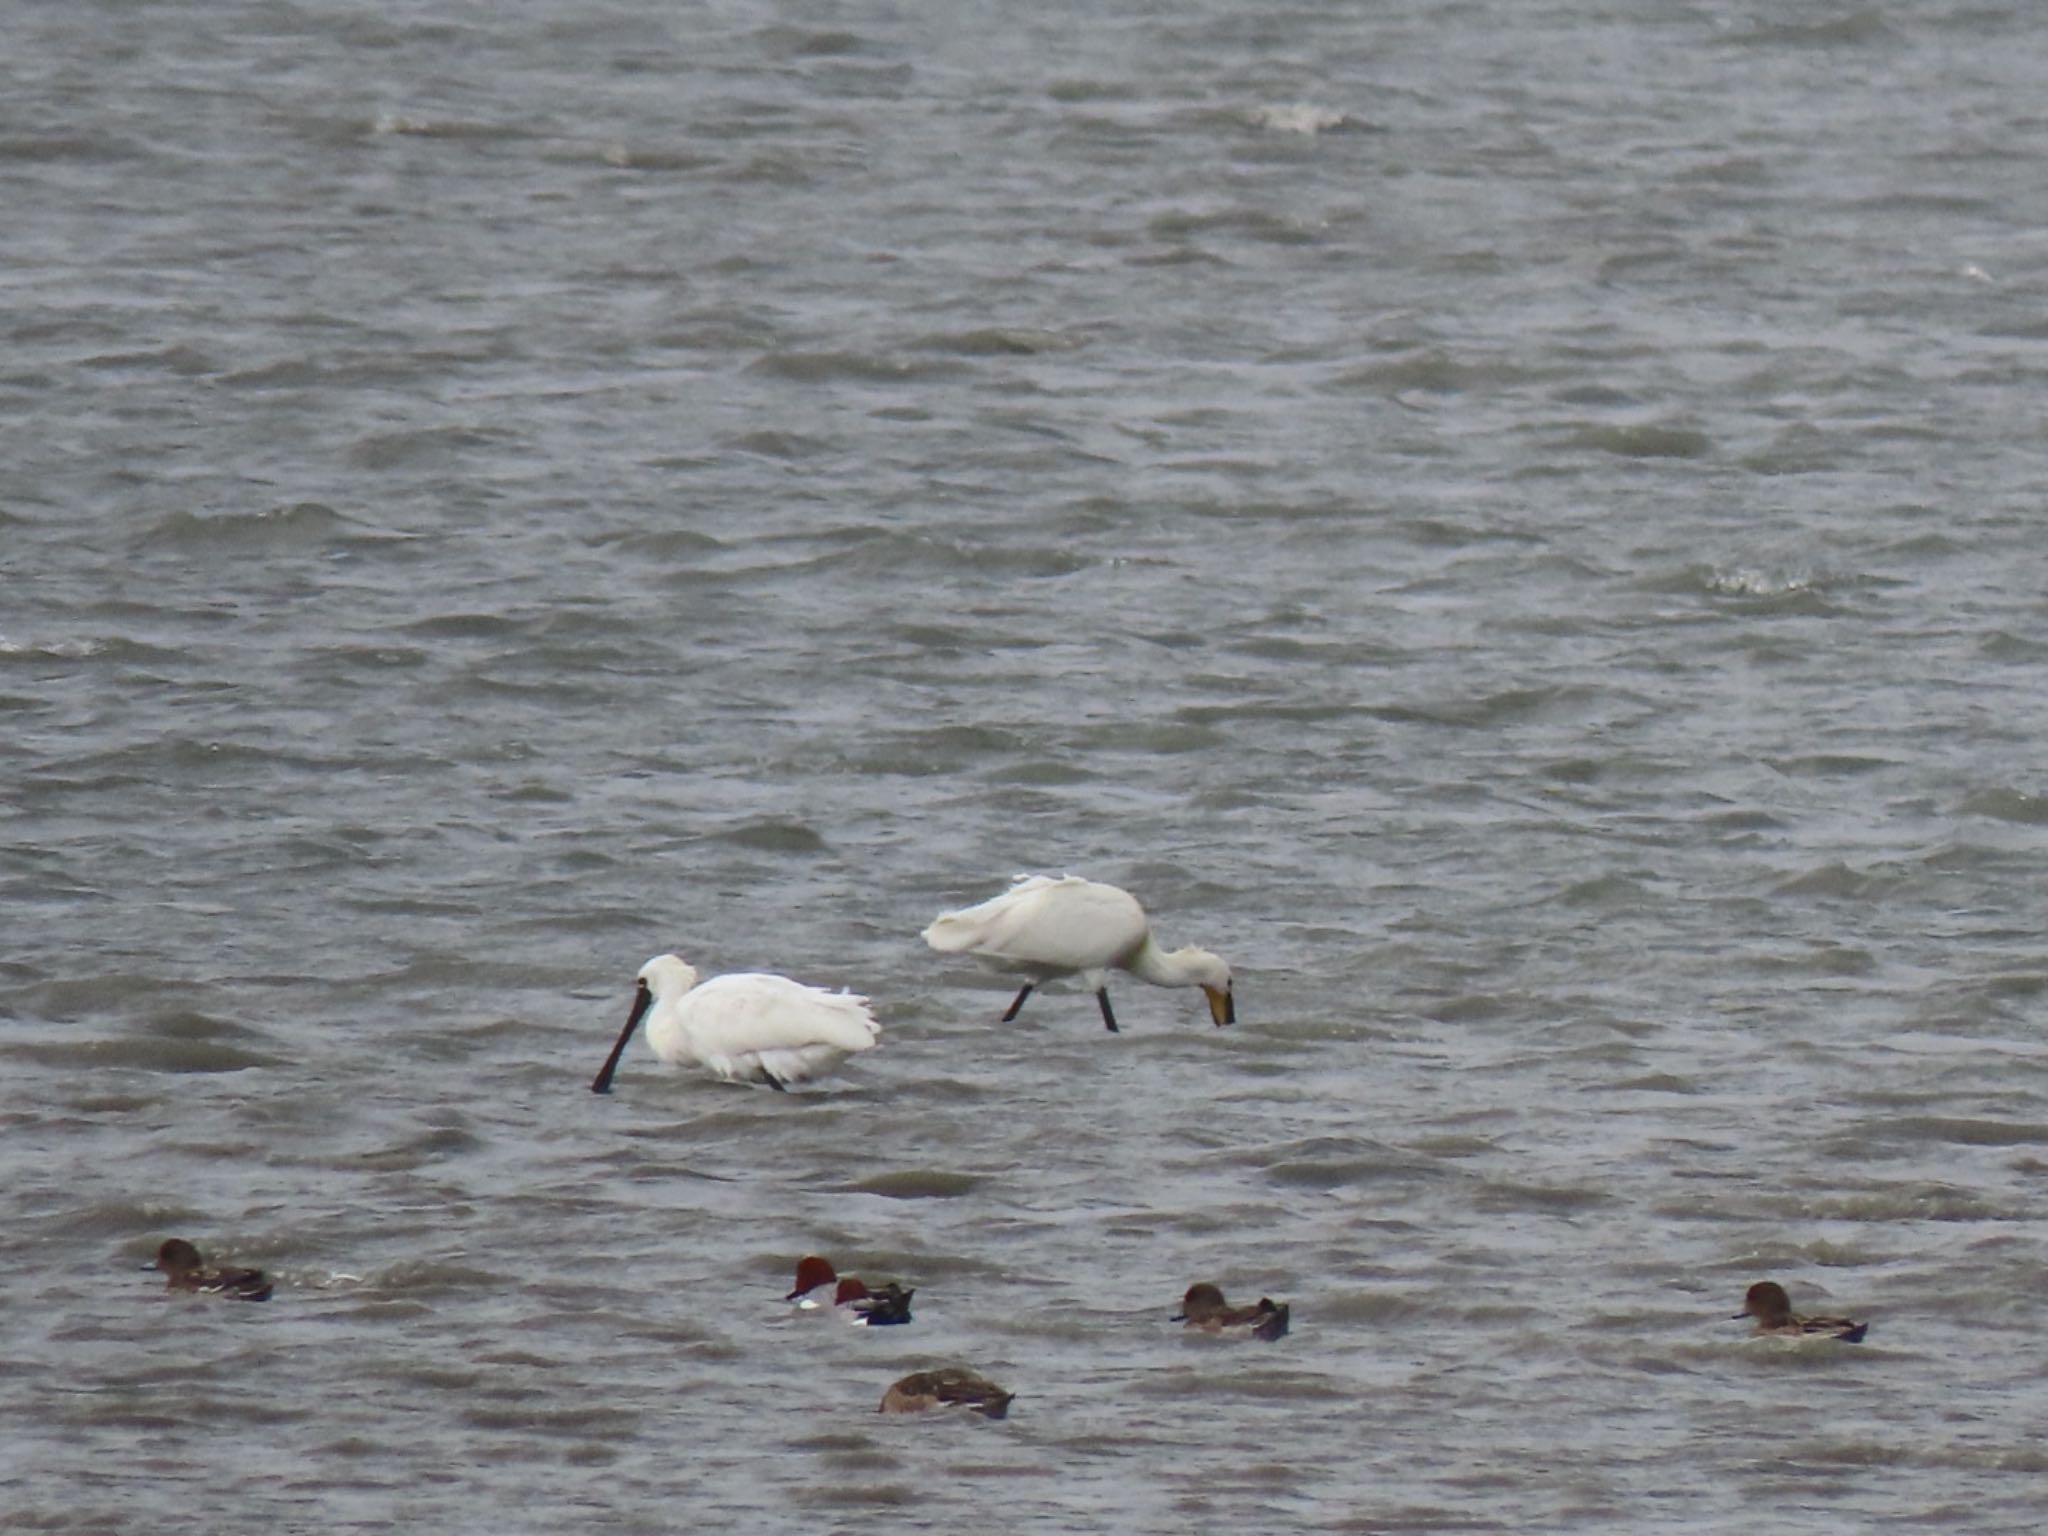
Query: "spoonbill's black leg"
1096 989 1120 1033
1000 984 1034 1022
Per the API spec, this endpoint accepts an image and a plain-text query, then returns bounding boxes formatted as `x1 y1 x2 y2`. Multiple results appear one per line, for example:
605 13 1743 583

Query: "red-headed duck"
922 875 1234 1033
1175 1281 1289 1340
879 1367 1013 1419
784 1254 913 1325
147 1238 272 1302
1734 1280 1867 1342
591 955 880 1094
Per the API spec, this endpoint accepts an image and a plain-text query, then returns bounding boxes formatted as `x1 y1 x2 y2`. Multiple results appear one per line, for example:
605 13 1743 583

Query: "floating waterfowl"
1734 1280 1867 1343
590 955 880 1093
922 875 1234 1032
785 1254 914 1326
147 1238 272 1302
1174 1281 1289 1340
879 1366 1013 1419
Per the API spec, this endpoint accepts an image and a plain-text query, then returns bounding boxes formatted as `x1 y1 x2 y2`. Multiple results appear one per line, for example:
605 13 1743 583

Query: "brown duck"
878 1367 1013 1419
148 1238 272 1302
1734 1280 1866 1343
1175 1281 1290 1340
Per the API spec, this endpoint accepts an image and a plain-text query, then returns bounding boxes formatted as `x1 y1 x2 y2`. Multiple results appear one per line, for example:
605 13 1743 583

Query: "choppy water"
8 2 2048 1531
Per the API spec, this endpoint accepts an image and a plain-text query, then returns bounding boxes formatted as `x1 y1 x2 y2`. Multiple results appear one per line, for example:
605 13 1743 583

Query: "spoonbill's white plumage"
922 874 1234 1032
590 954 880 1093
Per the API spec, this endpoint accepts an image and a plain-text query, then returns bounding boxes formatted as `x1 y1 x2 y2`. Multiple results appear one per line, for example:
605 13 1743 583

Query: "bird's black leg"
1096 989 1119 1033
1000 983 1034 1022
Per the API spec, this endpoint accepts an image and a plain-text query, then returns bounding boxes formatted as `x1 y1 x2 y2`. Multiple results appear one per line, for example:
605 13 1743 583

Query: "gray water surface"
7 3 2048 1532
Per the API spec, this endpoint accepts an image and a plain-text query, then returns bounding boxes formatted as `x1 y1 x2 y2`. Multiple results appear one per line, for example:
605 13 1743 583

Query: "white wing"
678 973 881 1061
922 875 1148 971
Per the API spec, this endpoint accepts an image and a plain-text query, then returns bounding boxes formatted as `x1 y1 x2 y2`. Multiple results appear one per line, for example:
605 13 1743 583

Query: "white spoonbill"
589 954 880 1094
922 874 1234 1032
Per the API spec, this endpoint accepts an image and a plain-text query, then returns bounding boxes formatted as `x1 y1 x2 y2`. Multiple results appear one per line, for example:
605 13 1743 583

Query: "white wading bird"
590 954 880 1093
922 874 1235 1032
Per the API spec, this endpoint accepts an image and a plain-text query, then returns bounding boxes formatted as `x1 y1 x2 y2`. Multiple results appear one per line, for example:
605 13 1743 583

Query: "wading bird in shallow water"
147 1238 272 1302
878 1367 1013 1419
922 875 1234 1033
1733 1280 1868 1343
1174 1281 1290 1340
590 955 879 1094
785 1255 915 1326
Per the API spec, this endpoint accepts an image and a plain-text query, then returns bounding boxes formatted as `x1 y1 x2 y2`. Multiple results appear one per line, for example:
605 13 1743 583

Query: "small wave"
1865 1116 2048 1148
841 1169 984 1200
348 425 508 469
711 818 830 854
1244 103 1351 136
1771 862 1884 898
1265 1153 1422 1191
46 1200 203 1238
1562 422 1714 460
1719 11 1898 48
140 502 351 551
1473 1178 1614 1214
748 25 878 59
1146 205 1319 246
1762 1185 2017 1222
1756 942 1877 978
369 112 530 142
1768 755 1896 778
0 635 107 661
1599 1073 1705 1095
344 1126 487 1172
1552 872 1654 908
148 1010 270 1045
1705 567 1814 598
79 343 218 377
9 1035 278 1075
1956 787 2048 825
364 1259 505 1294
1133 1366 1348 1401
1327 349 1534 396
726 429 835 460
746 350 963 385
586 527 728 561
403 612 523 639
909 327 1087 357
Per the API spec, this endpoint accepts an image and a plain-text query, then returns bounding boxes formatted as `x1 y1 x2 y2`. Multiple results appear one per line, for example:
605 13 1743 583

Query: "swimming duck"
1734 1280 1868 1343
147 1238 272 1302
590 955 880 1094
922 875 1234 1032
878 1367 1013 1419
1175 1281 1289 1340
784 1254 914 1326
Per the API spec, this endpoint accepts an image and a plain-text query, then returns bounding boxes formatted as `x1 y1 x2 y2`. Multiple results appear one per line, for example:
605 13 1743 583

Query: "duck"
146 1238 272 1302
1734 1280 1867 1342
590 955 880 1093
1174 1281 1289 1340
784 1254 914 1326
922 874 1234 1033
878 1367 1013 1419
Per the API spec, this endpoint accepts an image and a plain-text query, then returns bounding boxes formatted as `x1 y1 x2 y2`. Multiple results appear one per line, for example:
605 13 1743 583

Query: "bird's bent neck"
1126 936 1208 987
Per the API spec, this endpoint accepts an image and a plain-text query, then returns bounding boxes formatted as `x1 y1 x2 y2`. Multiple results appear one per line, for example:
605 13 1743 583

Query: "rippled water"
8 2 2048 1531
